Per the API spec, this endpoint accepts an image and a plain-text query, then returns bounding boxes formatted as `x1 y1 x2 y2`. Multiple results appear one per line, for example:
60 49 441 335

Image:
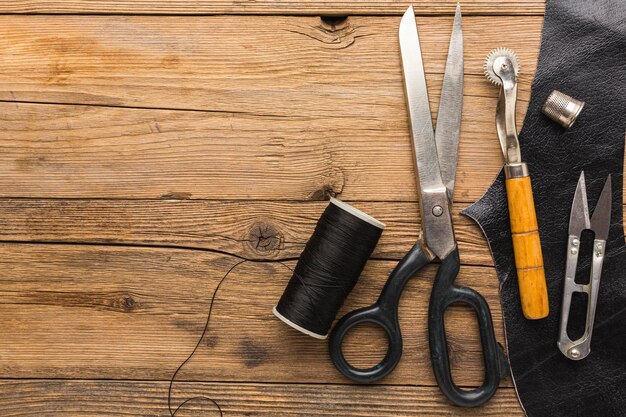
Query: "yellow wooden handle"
505 176 549 320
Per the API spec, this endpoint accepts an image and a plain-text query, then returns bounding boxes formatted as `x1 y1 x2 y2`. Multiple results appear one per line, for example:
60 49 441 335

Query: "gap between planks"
0 1 545 17
0 15 544 201
0 376 498 389
0 244 506 386
0 380 524 416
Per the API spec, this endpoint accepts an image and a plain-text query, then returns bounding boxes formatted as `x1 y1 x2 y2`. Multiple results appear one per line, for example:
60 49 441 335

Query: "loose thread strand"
168 260 294 416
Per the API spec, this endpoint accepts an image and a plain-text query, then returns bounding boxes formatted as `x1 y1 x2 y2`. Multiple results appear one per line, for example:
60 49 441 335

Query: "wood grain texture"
0 380 524 417
2 197 625 263
0 15 543 201
0 243 508 387
0 199 493 264
506 176 541 235
505 176 548 319
516 267 548 319
0 15 541 113
0 1 545 16
0 96 518 202
0 7 552 416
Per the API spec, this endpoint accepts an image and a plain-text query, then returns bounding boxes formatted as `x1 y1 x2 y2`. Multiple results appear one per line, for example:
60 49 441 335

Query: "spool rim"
272 306 328 340
329 197 386 230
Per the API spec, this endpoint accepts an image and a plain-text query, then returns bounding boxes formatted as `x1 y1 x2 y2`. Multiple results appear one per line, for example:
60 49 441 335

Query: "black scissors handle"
328 242 431 383
329 244 508 406
429 247 508 407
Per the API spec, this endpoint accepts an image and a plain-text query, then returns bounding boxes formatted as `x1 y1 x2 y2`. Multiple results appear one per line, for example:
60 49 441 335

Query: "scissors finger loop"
428 248 506 407
328 304 403 383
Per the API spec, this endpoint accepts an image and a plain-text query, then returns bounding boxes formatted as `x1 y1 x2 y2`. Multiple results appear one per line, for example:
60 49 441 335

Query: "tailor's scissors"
328 5 508 407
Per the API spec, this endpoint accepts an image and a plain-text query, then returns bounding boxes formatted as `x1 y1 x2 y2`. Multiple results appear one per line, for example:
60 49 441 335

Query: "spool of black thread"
273 198 384 339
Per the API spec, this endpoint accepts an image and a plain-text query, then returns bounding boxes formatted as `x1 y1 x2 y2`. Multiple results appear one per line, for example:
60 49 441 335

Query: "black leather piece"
462 1 626 416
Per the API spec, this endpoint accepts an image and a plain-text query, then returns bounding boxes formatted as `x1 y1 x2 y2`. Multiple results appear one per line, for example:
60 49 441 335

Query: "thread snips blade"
569 172 612 238
569 171 591 236
590 175 612 241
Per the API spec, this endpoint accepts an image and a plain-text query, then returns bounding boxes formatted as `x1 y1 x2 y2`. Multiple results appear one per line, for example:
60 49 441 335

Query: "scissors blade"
569 171 590 236
590 174 612 241
399 6 445 198
434 3 463 204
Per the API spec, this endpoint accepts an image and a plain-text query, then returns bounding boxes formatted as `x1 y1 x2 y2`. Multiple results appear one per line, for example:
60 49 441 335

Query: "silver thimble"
542 90 585 129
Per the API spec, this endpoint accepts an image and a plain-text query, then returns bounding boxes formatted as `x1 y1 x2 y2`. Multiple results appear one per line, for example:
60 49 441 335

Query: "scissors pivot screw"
432 205 443 217
569 348 581 359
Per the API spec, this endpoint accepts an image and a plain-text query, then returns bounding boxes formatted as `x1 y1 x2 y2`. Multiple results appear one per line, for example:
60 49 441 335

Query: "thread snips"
558 171 612 360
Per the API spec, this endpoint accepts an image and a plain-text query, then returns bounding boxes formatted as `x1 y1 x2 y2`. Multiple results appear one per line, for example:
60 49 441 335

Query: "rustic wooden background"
1 0 603 415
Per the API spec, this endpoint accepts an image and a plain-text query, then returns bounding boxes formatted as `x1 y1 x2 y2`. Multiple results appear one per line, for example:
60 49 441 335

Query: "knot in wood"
117 294 137 312
320 15 349 31
246 221 283 256
308 184 340 200
286 17 358 50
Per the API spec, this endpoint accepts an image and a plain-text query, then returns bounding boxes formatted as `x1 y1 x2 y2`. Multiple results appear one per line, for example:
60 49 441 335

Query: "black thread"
274 200 383 338
168 200 382 413
168 259 294 416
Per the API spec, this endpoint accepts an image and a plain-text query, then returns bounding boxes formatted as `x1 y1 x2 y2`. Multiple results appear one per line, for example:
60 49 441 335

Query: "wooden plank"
4 102 625 203
0 95 517 202
0 199 493 264
2 196 625 263
0 1 545 16
0 380 523 416
0 243 508 386
0 15 544 201
0 15 540 113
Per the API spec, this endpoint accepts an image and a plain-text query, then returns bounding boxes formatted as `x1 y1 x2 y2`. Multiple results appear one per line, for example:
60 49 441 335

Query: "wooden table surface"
1 1 603 415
